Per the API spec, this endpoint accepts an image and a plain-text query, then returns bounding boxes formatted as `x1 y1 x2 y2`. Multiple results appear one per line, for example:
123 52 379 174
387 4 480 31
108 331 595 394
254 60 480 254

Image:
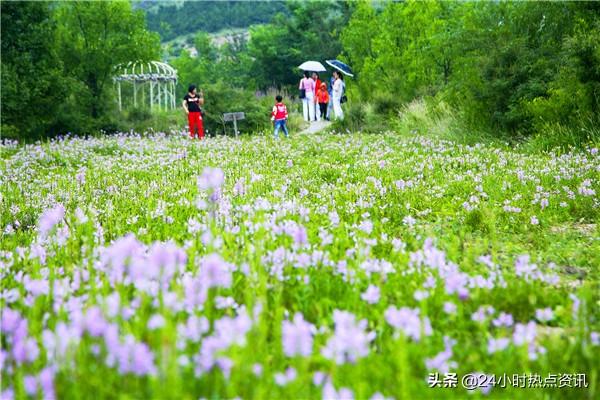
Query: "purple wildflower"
360 285 380 304
321 310 375 365
322 379 354 400
252 363 263 377
443 302 457 315
425 336 457 374
535 308 554 322
197 167 224 190
487 337 510 354
282 312 315 357
147 314 165 330
38 204 65 237
492 312 514 328
199 254 232 289
274 367 297 386
513 321 536 346
385 306 432 342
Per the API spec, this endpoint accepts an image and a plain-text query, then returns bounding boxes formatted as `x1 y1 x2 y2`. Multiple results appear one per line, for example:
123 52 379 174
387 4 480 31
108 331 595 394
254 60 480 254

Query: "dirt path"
299 119 331 135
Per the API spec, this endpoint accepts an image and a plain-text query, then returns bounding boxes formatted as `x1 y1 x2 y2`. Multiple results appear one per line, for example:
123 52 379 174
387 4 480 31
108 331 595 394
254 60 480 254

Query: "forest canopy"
139 0 287 41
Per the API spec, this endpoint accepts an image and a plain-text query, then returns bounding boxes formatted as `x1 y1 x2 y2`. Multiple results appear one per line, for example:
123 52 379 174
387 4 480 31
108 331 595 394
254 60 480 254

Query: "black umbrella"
325 60 354 77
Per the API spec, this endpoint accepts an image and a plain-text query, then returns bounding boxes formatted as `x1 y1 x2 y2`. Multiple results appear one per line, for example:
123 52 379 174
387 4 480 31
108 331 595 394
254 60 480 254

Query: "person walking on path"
312 72 322 121
183 84 205 139
299 71 315 122
271 95 289 139
326 74 335 120
332 71 345 121
316 82 329 122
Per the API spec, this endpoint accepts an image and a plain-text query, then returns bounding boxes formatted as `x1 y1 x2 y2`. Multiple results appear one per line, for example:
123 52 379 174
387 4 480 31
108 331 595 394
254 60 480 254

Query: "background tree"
54 1 160 119
1 2 67 139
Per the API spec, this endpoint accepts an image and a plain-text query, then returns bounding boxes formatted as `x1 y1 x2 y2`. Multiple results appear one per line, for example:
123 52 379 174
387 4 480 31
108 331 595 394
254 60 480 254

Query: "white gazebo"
113 61 177 111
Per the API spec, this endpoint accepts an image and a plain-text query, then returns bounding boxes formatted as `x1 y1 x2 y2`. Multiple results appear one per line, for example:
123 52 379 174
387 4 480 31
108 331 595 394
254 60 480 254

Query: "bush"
0 124 20 140
372 91 403 116
121 108 182 135
526 119 600 152
201 81 271 136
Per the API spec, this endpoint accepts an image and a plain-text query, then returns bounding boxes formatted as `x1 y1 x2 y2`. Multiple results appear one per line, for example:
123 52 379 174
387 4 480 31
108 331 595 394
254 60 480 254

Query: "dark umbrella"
325 60 354 77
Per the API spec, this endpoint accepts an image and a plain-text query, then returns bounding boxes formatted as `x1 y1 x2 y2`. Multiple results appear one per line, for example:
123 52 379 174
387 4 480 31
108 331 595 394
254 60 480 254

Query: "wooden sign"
223 112 245 122
223 112 245 137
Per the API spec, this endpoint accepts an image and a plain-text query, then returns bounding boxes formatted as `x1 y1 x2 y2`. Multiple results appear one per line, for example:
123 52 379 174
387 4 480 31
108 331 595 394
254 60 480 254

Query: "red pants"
188 112 204 139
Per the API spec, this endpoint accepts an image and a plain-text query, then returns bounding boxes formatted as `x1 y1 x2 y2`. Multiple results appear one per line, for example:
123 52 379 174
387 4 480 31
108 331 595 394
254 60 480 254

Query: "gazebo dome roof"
114 61 177 82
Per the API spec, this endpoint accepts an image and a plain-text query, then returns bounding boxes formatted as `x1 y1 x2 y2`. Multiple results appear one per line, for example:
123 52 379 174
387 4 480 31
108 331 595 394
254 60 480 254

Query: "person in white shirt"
332 70 345 121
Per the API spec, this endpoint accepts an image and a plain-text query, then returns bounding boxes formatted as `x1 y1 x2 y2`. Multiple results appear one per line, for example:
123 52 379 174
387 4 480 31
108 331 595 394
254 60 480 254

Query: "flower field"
1 132 599 399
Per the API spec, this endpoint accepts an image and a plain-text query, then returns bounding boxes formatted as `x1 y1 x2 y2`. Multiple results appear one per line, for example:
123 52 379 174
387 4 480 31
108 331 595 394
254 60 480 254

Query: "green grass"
1 130 598 399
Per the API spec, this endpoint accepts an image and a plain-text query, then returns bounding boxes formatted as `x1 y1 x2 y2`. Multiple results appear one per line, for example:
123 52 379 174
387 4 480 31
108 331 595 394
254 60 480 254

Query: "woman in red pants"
182 85 205 139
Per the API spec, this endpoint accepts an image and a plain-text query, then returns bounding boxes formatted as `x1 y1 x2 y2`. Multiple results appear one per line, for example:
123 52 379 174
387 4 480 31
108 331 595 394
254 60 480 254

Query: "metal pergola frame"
113 61 178 111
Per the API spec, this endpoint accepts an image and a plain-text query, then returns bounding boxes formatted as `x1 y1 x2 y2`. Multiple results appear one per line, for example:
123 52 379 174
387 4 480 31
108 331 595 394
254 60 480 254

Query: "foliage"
54 1 160 118
200 81 272 136
141 0 287 41
247 1 353 89
1 1 161 139
3 0 599 146
0 2 68 140
339 0 600 146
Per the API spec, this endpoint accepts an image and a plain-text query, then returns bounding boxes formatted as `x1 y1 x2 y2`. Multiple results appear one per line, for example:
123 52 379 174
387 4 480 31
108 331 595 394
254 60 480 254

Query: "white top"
332 78 345 98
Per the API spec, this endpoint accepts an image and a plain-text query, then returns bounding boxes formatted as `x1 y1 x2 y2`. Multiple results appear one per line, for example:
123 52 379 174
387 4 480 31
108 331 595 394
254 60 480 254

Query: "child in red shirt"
271 95 289 138
316 82 330 121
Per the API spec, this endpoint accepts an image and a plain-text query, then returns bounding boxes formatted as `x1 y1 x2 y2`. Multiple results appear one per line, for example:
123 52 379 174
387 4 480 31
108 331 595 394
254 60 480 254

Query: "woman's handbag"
341 95 348 104
299 79 306 99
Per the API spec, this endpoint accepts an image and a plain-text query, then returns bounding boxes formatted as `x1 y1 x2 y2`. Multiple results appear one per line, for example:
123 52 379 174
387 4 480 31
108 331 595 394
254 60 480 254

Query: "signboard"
223 112 245 122
222 112 245 137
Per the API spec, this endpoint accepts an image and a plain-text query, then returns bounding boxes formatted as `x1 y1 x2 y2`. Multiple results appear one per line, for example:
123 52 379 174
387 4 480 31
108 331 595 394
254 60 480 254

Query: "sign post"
222 112 245 137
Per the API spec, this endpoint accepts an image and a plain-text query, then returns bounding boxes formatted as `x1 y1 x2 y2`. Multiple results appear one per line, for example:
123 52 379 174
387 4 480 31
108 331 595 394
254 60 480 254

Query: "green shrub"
0 124 20 140
526 119 600 152
372 91 403 116
126 107 153 123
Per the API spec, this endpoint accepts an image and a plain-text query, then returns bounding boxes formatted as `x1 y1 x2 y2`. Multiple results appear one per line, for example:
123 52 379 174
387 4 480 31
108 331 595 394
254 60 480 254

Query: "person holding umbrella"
325 60 353 121
332 70 345 121
326 74 335 121
299 71 316 122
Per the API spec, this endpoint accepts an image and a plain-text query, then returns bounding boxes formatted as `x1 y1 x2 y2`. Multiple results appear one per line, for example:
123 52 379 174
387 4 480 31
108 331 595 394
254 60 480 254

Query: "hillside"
136 0 286 42
162 27 249 59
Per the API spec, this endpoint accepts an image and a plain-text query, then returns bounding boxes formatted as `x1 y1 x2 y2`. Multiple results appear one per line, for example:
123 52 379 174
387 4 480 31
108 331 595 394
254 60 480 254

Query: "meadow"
1 131 598 399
